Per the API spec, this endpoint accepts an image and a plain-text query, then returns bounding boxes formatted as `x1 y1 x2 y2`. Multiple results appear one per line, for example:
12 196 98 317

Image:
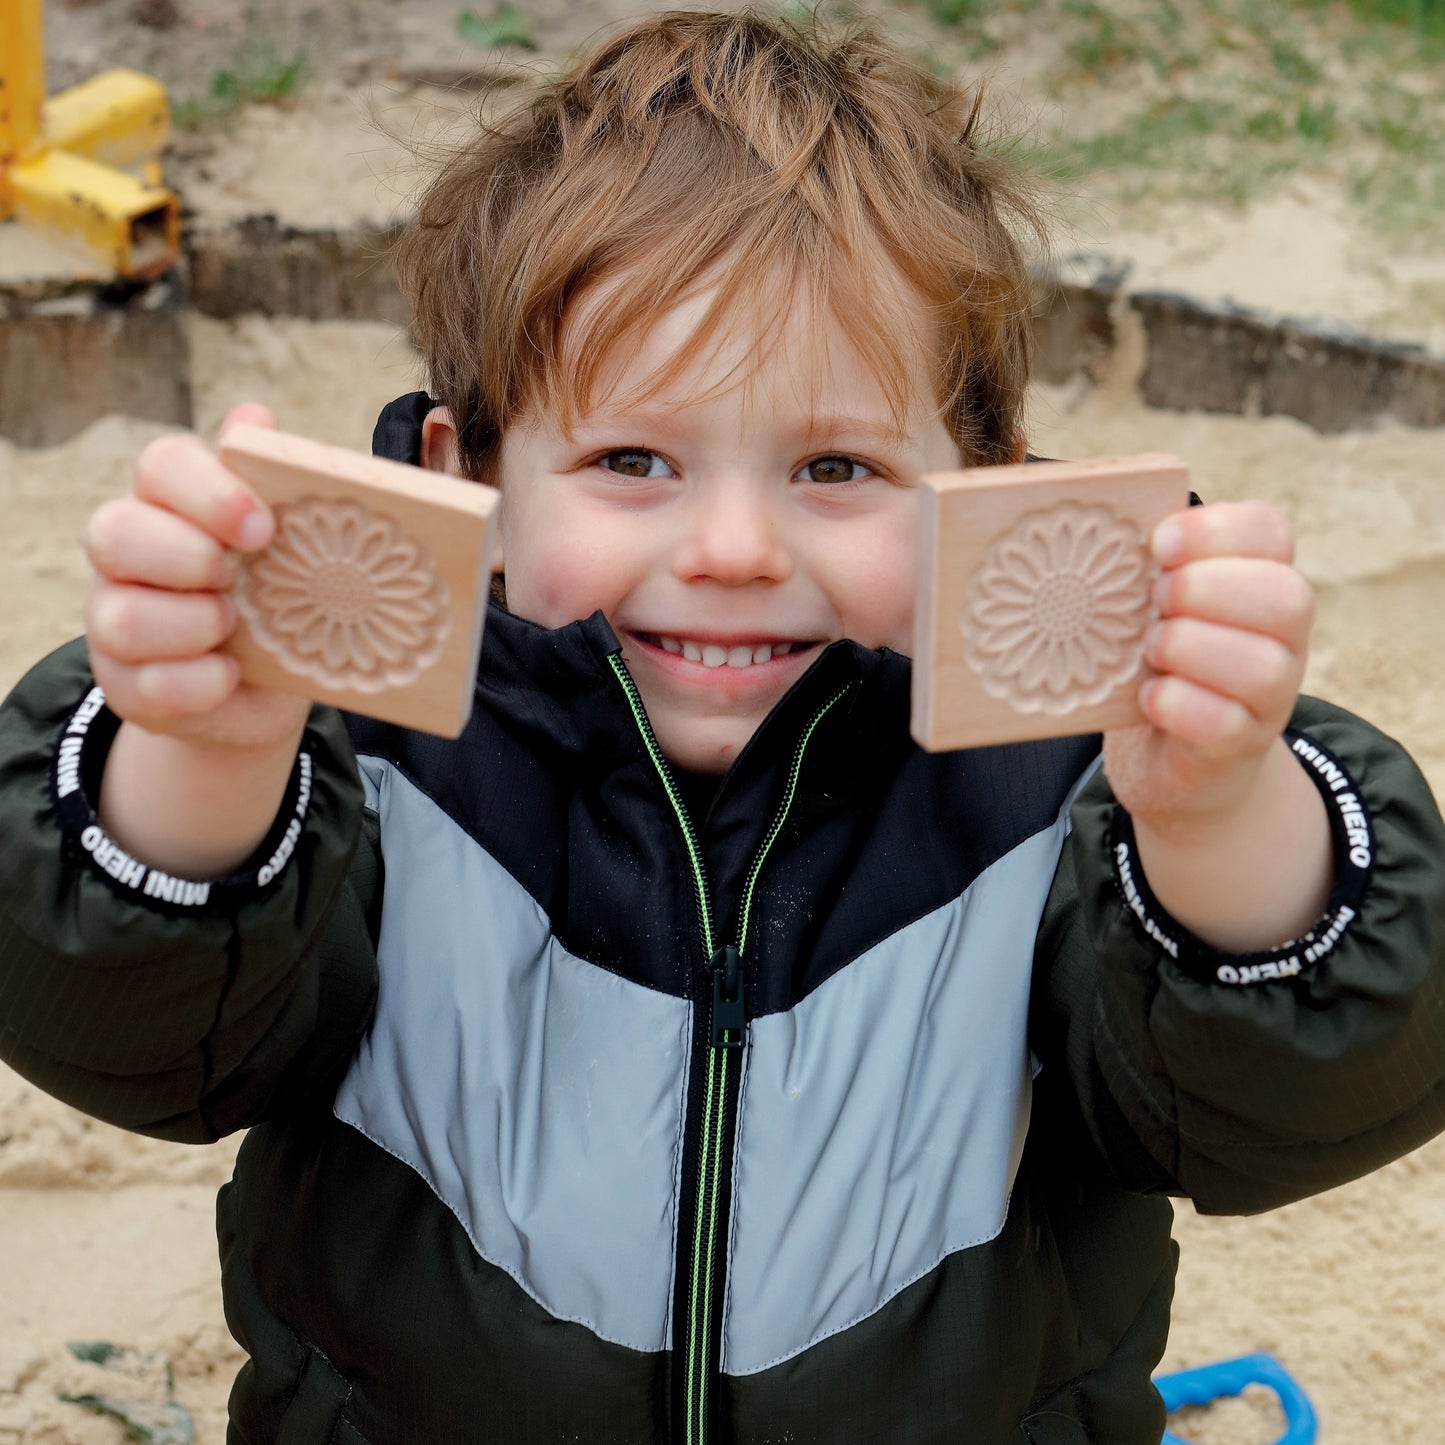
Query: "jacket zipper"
607 654 847 1445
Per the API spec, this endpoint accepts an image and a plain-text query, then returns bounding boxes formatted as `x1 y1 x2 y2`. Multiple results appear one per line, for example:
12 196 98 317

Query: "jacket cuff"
1109 727 1374 987
51 683 315 912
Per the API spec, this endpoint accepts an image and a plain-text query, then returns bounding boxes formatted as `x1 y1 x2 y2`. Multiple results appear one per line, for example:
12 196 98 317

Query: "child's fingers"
1153 556 1315 650
1152 499 1295 568
85 582 237 665
86 649 242 727
1146 615 1303 724
217 401 277 439
1137 673 1267 758
84 497 240 591
132 431 275 552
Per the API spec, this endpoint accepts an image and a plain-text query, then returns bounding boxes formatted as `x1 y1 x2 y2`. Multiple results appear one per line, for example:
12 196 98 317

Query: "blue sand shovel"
1155 1352 1317 1445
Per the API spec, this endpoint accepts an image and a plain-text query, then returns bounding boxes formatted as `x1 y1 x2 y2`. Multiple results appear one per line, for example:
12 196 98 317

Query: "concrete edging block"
1030 254 1131 385
185 215 408 325
1131 290 1445 433
0 272 191 448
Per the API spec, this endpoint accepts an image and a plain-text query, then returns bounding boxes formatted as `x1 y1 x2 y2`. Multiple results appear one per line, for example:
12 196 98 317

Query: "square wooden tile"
912 453 1191 751
218 424 500 738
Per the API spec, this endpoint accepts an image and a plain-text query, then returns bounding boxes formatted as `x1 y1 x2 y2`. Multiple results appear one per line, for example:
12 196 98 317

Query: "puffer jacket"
2 459 1444 1445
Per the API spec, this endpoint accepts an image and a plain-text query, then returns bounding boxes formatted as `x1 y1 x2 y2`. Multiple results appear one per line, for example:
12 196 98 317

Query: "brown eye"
803 456 863 485
603 449 666 478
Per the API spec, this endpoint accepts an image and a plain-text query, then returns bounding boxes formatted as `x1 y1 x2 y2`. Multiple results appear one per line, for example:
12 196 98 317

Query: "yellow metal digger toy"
1 0 179 279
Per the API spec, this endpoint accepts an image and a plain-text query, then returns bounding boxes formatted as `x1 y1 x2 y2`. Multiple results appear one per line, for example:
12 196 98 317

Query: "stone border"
1130 290 1445 433
0 272 191 448
4 229 1445 446
186 217 409 325
1031 253 1131 387
1033 252 1445 434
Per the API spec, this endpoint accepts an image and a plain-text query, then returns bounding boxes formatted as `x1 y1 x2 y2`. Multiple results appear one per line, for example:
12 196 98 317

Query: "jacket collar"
474 601 914 796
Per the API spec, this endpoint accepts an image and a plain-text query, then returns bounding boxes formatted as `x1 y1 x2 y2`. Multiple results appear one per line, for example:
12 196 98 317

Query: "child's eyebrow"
569 408 914 452
793 414 913 451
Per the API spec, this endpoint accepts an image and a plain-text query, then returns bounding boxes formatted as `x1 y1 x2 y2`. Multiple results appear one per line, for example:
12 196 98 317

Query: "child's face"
496 273 964 773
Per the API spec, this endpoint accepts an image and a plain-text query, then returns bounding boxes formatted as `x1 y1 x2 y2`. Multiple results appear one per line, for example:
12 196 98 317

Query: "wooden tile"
912 453 1191 751
218 424 500 738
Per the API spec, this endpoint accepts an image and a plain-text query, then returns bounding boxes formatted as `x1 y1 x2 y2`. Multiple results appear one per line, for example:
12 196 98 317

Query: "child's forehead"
550 254 938 436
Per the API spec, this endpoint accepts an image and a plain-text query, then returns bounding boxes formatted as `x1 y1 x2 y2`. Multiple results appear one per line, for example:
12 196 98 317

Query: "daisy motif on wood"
961 501 1152 715
236 497 451 693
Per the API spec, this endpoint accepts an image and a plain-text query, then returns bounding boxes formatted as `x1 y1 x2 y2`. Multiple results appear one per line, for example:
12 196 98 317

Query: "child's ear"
1010 430 1029 464
421 407 505 575
420 406 463 475
420 405 506 575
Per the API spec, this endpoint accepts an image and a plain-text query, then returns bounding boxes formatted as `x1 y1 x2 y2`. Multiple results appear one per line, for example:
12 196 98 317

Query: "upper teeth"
656 637 787 668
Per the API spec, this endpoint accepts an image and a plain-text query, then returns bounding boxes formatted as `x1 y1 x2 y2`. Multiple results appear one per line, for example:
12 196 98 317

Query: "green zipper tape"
607 655 848 1445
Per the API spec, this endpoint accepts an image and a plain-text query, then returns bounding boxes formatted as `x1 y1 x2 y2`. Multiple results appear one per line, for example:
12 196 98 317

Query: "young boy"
2 9 1443 1444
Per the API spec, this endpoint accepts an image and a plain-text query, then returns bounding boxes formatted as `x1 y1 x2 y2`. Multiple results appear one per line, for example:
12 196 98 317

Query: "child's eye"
600 449 672 479
797 455 870 486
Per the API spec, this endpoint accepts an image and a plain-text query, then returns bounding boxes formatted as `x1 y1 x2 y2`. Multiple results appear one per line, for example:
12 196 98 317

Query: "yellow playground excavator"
0 0 178 278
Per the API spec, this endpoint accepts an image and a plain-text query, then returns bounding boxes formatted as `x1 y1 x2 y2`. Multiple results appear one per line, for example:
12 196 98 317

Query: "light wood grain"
218 424 499 738
912 453 1191 751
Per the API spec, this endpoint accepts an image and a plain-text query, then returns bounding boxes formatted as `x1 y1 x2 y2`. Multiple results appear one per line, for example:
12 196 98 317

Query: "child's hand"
83 403 310 752
1101 500 1333 952
1103 500 1315 828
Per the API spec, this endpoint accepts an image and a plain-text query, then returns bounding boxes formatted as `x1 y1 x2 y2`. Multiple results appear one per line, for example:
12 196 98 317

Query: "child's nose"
673 482 792 585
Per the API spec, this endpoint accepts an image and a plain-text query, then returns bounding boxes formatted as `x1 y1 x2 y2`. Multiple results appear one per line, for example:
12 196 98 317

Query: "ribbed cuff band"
1111 728 1374 987
51 684 314 913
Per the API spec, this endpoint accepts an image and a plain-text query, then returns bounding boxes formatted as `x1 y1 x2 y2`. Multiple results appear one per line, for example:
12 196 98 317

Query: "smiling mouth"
635 633 818 670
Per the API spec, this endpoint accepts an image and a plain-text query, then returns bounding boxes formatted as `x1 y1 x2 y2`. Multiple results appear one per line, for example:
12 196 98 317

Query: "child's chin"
651 716 753 776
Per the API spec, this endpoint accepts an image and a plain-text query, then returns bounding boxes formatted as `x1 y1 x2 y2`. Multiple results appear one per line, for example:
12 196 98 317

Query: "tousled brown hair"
395 7 1050 482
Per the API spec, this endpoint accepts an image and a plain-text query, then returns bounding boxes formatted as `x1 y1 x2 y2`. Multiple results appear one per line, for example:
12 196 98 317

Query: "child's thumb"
216 402 278 442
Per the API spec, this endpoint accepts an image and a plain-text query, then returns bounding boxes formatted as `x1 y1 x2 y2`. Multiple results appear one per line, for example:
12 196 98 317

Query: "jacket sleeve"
1032 694 1445 1214
0 639 381 1144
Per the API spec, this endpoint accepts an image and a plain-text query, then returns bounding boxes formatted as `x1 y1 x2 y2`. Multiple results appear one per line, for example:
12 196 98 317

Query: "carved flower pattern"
238 497 450 692
961 502 1152 714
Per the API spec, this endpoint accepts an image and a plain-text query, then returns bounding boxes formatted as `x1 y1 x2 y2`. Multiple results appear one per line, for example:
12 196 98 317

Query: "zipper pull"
709 944 747 1049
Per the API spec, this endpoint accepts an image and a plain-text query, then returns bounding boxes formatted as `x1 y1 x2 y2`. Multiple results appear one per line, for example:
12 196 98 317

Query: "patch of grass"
897 0 1445 238
1340 0 1445 41
458 4 538 51
1041 86 1343 210
909 0 1003 60
1219 149 1295 207
1053 95 1231 175
1348 75 1445 234
1350 155 1445 239
1056 0 1204 80
1267 36 1322 83
1361 82 1442 157
1061 0 1147 75
171 12 308 131
927 0 988 23
1295 99 1337 143
1243 107 1288 141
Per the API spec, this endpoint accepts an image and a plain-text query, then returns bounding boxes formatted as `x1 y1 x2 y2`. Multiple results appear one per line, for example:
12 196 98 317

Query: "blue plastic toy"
1154 1352 1317 1445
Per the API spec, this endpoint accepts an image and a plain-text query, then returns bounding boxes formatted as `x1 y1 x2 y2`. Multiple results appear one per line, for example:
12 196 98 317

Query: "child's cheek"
502 532 619 630
848 533 917 655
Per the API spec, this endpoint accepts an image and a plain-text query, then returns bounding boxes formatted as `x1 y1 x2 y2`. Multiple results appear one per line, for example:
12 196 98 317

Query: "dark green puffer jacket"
1 625 1443 1445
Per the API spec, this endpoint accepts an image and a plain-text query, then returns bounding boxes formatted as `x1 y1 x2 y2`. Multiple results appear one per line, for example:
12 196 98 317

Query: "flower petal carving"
961 501 1152 714
237 497 451 693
